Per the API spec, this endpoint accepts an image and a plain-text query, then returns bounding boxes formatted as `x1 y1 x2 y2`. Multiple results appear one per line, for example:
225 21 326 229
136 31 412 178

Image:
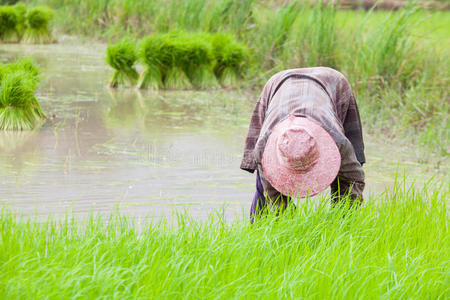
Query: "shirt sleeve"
335 74 366 165
331 138 365 202
240 72 279 173
240 93 266 173
343 92 366 165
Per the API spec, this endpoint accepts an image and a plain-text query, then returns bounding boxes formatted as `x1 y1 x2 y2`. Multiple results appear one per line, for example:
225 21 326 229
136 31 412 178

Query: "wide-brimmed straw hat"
262 114 341 198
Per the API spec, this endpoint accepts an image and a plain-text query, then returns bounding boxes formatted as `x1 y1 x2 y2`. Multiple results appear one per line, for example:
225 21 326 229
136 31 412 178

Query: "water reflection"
0 130 42 177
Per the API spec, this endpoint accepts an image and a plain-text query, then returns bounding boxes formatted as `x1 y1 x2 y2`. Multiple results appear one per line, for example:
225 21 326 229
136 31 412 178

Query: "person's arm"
240 94 266 173
331 138 365 205
343 92 365 165
335 74 365 165
240 71 281 173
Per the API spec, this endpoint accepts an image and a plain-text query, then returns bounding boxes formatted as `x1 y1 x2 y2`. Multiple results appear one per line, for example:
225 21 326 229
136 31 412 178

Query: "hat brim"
262 116 341 198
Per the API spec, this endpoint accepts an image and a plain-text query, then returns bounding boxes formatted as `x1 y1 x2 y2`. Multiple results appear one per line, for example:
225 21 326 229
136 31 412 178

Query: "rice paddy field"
21 0 448 153
1 183 449 298
1 1 449 298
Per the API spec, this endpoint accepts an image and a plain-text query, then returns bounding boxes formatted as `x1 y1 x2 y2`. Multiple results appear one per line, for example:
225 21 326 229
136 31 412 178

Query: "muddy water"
0 43 447 220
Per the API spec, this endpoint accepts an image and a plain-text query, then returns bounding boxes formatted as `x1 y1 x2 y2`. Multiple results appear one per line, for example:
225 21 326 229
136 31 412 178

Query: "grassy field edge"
1 180 449 298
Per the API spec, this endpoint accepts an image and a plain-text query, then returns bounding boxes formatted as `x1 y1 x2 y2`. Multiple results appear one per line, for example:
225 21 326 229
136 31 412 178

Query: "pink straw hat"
262 114 341 198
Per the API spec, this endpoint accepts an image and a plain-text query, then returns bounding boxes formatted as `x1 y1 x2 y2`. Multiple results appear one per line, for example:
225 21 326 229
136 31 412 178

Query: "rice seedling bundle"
106 38 139 88
178 33 218 89
0 6 18 42
138 32 243 90
1 57 40 83
164 32 219 89
138 33 195 90
0 3 54 44
13 3 27 40
210 33 249 86
22 6 54 44
137 35 167 90
0 59 45 131
161 33 193 90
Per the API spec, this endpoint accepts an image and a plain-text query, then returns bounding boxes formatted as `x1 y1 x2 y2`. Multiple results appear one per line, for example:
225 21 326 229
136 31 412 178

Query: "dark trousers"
250 171 294 222
250 172 266 222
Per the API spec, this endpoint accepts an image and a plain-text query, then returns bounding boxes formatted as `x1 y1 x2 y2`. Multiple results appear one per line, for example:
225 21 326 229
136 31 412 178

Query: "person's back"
241 67 365 219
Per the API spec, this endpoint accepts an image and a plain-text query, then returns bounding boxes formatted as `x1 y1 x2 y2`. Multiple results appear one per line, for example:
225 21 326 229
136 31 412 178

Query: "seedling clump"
0 59 45 131
13 3 27 40
106 38 139 88
117 31 249 90
179 33 218 89
137 35 166 90
0 3 54 43
0 6 18 42
159 33 192 90
23 6 54 44
210 33 249 86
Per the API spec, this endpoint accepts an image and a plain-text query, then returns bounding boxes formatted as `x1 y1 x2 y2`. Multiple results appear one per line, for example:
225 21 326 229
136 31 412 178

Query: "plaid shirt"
241 67 365 200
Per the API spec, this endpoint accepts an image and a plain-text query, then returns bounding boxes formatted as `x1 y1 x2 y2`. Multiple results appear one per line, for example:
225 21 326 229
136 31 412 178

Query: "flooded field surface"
0 43 448 219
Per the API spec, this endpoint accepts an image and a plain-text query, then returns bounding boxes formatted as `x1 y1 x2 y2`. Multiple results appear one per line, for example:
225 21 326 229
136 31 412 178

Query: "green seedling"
0 6 18 42
106 38 139 88
210 33 249 86
23 6 54 44
137 35 166 90
0 59 45 130
13 3 27 40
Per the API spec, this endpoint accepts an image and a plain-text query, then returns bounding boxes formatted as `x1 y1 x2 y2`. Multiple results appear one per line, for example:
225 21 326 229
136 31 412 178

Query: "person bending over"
241 67 366 220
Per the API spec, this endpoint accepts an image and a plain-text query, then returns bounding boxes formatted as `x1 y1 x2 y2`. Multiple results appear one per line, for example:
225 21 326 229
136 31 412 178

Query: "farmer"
241 67 366 220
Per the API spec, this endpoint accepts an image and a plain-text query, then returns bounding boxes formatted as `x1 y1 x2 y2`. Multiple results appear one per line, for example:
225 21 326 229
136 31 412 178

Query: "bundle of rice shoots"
106 38 139 88
13 3 27 40
2 58 40 85
159 34 192 90
179 33 218 89
0 6 18 42
211 33 249 86
137 35 166 90
0 70 45 130
23 6 54 44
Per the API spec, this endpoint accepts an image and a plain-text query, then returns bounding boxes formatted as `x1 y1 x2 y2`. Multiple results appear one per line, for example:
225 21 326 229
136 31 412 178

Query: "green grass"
0 181 448 298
